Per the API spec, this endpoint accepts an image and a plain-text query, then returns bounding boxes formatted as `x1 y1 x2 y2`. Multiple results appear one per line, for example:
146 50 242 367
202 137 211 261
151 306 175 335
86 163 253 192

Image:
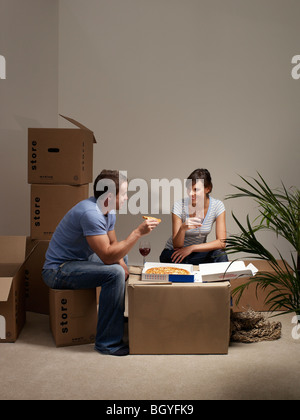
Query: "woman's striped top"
164 196 226 250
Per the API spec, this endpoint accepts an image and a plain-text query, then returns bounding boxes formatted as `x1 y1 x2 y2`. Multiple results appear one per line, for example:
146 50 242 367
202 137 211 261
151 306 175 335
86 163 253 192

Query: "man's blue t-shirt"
43 197 116 270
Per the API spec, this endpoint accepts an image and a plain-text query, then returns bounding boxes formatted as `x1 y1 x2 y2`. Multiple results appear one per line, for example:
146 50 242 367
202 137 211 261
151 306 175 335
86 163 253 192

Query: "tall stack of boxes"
0 115 97 344
28 115 96 239
26 115 98 346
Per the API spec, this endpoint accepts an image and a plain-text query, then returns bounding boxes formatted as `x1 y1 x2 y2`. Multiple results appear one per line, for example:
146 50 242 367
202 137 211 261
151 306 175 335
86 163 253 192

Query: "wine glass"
139 240 151 266
197 217 204 238
194 213 204 239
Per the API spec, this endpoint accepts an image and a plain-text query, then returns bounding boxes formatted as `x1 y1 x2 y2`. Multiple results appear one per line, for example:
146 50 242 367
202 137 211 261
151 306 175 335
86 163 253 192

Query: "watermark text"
95 172 205 216
291 315 300 340
291 55 300 80
0 55 6 79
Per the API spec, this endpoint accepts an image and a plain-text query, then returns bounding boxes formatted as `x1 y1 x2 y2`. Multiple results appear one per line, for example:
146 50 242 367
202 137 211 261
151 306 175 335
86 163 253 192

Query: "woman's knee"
211 249 228 262
160 249 173 263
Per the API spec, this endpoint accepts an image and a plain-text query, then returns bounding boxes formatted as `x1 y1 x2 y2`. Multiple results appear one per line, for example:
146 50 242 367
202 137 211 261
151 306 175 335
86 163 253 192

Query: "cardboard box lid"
59 114 97 143
198 261 258 282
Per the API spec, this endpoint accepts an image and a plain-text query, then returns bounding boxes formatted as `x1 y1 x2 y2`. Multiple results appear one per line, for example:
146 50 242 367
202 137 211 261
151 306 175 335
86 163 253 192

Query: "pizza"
143 216 162 223
146 267 190 275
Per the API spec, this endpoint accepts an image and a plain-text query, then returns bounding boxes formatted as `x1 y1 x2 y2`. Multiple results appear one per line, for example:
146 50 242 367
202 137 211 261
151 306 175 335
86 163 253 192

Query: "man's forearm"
104 229 141 264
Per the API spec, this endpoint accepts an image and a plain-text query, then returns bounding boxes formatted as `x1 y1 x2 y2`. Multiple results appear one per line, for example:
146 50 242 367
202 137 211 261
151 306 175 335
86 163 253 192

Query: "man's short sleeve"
80 210 110 237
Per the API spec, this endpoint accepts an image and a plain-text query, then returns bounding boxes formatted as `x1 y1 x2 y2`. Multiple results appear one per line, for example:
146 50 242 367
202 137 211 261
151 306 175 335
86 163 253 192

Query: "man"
42 170 160 356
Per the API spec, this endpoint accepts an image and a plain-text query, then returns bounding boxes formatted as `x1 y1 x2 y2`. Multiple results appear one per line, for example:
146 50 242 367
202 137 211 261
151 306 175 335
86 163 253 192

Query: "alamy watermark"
0 55 6 79
291 55 300 80
291 315 300 340
0 315 6 340
95 171 205 216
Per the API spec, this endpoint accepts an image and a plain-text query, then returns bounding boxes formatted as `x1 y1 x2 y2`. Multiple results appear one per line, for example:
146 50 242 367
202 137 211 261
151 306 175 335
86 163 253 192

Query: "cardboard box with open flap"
0 237 27 343
28 115 97 185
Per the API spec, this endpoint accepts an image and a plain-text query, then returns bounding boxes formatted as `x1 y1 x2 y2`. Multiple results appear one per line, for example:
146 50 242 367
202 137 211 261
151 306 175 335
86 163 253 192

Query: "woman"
160 168 228 265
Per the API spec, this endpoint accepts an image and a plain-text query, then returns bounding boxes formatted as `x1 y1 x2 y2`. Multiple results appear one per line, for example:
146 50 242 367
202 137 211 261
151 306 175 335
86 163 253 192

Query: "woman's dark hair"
186 168 213 194
94 170 127 200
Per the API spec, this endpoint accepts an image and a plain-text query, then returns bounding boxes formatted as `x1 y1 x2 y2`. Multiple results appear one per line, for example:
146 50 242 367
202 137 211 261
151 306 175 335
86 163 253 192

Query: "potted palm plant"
225 173 300 321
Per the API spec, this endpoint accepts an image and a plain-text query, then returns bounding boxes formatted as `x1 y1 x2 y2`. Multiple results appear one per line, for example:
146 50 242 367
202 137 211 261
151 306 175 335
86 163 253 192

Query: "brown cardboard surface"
30 184 89 240
49 288 97 347
231 259 291 312
28 115 96 185
0 277 14 302
128 277 231 355
0 236 27 264
0 237 27 343
25 239 50 314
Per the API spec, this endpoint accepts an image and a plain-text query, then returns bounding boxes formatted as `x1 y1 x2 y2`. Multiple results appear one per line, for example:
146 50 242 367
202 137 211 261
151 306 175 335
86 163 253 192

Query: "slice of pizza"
143 216 162 223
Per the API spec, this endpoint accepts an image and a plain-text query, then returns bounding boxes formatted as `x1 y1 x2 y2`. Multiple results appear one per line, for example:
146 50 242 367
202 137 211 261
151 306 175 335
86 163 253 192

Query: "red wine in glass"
139 241 151 266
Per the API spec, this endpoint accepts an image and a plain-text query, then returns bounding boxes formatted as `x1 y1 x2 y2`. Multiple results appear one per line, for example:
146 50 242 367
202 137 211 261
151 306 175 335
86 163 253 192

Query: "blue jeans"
160 248 228 265
42 254 128 355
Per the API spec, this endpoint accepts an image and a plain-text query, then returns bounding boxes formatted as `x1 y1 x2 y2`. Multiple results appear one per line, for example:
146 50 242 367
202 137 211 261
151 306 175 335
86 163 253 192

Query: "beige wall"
0 0 59 235
1 0 299 265
58 0 300 264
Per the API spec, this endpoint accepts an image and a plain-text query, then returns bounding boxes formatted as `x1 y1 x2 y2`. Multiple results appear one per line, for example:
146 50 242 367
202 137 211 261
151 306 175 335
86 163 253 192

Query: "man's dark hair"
94 170 127 200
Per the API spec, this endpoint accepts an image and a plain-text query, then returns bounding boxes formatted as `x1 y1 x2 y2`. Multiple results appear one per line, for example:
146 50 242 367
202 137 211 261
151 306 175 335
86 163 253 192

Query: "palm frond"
226 173 300 316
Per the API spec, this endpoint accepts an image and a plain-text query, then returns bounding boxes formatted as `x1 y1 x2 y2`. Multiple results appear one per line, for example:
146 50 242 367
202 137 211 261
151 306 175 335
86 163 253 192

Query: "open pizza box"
142 262 200 283
141 261 258 284
198 261 258 283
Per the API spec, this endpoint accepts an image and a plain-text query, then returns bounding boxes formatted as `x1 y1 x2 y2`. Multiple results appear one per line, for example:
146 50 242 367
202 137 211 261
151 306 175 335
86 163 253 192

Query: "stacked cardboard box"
28 115 96 240
26 115 97 316
26 115 97 345
49 288 97 347
0 115 97 344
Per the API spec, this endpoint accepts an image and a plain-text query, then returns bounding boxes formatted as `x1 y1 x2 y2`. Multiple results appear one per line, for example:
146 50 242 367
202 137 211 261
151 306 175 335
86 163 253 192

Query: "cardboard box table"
128 274 231 355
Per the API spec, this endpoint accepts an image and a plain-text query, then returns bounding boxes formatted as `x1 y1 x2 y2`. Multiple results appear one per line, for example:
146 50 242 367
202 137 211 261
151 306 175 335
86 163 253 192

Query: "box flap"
0 263 23 277
0 237 27 264
0 277 13 302
59 114 97 143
